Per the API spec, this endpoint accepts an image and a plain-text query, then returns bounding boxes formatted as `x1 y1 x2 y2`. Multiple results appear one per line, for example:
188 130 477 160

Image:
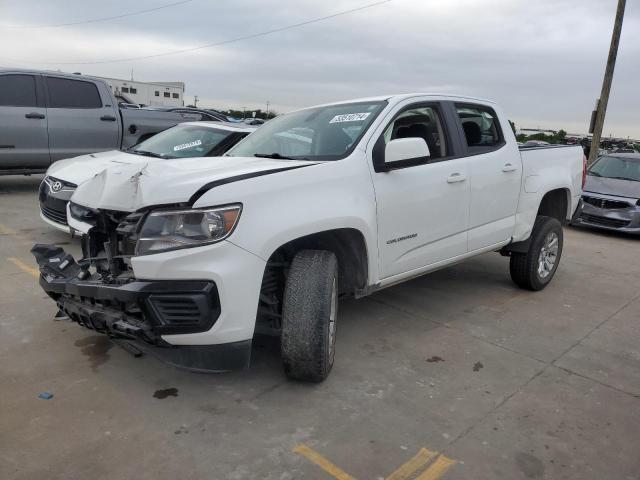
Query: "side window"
172 93 179 99
0 74 37 107
455 104 503 152
46 77 102 108
382 106 448 159
164 92 170 98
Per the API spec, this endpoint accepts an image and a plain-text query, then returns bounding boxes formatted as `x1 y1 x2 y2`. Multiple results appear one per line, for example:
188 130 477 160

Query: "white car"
33 93 585 382
38 122 257 232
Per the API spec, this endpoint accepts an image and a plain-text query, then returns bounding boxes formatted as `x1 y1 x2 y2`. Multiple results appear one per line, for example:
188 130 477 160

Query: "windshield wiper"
609 176 638 182
128 149 166 159
254 153 297 160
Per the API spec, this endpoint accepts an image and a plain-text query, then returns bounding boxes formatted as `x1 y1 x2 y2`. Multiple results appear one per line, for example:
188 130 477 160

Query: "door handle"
447 172 467 183
502 163 518 173
100 115 117 121
25 112 45 119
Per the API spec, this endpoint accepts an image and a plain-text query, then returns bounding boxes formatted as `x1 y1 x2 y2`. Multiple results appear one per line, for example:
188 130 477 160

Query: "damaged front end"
31 207 250 372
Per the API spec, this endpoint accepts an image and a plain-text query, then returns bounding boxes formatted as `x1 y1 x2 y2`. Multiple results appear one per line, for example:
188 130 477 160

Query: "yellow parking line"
415 455 456 480
0 223 17 235
8 257 40 279
387 448 437 480
0 222 33 245
293 444 355 480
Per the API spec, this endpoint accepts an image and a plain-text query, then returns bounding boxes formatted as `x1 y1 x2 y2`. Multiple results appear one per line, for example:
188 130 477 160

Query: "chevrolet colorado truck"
32 94 586 382
0 69 198 175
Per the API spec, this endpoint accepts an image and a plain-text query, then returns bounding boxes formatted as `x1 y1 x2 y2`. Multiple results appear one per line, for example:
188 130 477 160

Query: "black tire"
281 250 338 382
510 216 564 291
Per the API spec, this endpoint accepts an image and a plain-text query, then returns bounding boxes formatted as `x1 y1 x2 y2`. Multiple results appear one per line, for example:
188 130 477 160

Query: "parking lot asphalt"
1 174 639 480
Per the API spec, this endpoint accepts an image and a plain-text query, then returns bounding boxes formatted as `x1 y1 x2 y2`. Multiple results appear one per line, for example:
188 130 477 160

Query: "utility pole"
194 95 199 107
266 101 270 118
242 106 246 119
588 0 626 165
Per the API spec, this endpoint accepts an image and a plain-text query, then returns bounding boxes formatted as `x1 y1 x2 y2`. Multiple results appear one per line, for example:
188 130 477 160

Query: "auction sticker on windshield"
173 140 202 151
329 112 371 123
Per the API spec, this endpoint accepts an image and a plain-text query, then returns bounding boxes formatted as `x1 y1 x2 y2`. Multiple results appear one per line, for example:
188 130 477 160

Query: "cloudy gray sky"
1 0 638 138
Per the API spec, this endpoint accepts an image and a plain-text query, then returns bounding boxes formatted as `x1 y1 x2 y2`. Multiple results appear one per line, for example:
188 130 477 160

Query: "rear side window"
455 104 504 152
0 74 37 107
46 77 102 108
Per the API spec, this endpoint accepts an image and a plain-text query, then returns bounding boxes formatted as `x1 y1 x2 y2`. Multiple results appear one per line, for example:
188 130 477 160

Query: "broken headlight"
136 204 242 255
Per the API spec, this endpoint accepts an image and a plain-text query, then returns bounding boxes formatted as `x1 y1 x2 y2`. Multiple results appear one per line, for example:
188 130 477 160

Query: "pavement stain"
74 335 113 371
515 452 545 478
473 361 484 372
426 355 445 363
153 387 179 399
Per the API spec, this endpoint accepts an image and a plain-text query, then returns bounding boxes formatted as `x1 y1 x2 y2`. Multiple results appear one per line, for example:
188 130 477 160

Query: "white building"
96 76 185 107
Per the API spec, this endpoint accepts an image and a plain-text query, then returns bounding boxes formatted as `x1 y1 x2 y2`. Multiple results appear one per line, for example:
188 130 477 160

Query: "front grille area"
581 214 630 229
39 179 73 226
116 212 145 257
41 203 68 225
583 195 632 210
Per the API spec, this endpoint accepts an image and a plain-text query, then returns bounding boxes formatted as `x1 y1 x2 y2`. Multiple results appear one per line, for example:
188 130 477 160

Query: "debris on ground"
153 388 179 399
37 391 54 400
426 356 445 363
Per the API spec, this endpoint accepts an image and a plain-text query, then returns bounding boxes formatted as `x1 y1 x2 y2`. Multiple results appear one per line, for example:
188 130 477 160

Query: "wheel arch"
263 227 369 296
536 187 571 223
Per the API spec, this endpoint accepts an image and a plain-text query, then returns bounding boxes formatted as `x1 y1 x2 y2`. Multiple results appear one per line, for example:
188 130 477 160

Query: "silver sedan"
573 153 640 234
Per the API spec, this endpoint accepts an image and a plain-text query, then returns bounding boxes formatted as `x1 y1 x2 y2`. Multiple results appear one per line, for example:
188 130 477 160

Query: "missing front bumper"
31 244 250 372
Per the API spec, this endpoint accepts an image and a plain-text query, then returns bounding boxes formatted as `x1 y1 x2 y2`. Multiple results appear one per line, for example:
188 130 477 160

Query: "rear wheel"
510 216 563 291
281 250 338 382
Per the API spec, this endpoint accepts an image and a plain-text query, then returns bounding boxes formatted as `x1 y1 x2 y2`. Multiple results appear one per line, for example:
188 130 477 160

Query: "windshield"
129 124 241 159
226 101 387 160
589 155 640 182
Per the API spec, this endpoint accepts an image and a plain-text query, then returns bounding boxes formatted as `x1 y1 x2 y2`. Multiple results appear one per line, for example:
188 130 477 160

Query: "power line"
0 0 394 65
0 0 193 29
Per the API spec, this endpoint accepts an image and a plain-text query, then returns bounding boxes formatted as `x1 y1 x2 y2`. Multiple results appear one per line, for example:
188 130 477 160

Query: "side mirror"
384 138 430 166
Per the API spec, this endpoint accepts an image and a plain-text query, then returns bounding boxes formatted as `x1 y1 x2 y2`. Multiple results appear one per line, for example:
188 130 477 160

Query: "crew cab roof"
308 93 498 110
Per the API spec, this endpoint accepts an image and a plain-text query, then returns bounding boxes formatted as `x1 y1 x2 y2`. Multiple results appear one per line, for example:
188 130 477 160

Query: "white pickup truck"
32 94 586 382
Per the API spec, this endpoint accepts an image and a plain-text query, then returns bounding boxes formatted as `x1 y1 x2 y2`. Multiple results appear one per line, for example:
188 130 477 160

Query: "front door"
369 103 470 279
0 73 50 170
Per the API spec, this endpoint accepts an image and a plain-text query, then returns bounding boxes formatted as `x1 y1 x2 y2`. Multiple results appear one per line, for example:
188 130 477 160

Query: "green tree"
556 129 567 143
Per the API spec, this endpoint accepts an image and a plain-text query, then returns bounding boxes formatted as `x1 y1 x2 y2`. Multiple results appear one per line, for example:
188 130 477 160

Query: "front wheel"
281 250 338 382
510 216 564 291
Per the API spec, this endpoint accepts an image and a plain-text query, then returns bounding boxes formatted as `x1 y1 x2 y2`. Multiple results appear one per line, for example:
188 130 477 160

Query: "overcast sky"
1 0 638 138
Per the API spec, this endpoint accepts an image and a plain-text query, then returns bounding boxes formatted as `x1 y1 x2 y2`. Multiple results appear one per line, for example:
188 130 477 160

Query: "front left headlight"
137 204 242 255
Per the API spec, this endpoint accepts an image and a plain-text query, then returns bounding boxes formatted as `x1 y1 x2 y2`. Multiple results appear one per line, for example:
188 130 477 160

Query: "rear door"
0 73 50 170
453 103 521 251
44 75 120 161
369 101 470 278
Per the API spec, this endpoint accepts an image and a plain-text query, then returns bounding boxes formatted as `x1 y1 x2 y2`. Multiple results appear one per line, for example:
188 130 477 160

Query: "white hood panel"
46 150 153 186
70 156 317 212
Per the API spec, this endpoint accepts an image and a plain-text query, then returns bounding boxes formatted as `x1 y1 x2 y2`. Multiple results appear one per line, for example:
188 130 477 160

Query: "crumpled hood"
71 156 319 212
584 175 640 199
46 150 153 186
